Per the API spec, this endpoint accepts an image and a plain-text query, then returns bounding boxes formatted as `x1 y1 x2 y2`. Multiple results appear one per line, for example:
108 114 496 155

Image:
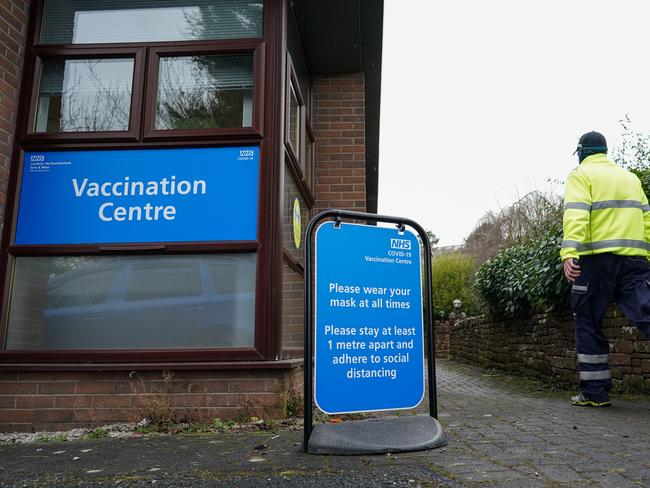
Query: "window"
41 0 263 44
35 58 135 133
46 265 122 309
284 49 312 191
5 255 256 350
2 0 269 359
287 10 311 119
288 84 300 156
156 54 254 130
26 0 264 141
124 263 202 301
280 19 313 278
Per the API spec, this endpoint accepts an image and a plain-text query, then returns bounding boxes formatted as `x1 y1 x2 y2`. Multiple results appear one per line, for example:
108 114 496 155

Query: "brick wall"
0 365 303 432
450 305 650 392
280 73 368 358
312 73 366 214
281 262 304 354
0 0 29 237
0 33 367 433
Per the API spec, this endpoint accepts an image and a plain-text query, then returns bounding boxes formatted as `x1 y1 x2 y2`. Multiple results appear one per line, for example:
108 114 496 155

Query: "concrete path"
1 360 649 487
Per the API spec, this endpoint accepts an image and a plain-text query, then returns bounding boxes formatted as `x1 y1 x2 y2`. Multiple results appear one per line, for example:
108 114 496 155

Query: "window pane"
41 0 263 44
156 55 253 130
209 261 256 294
288 9 311 117
289 84 300 154
124 263 202 301
47 267 122 309
35 58 134 133
5 254 256 350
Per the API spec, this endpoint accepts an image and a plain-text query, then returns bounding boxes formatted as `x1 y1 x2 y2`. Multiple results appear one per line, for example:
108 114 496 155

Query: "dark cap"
575 131 607 154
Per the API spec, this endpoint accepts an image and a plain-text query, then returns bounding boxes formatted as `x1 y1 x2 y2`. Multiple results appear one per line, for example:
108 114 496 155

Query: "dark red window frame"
143 40 266 142
283 53 314 210
24 46 146 144
0 0 287 367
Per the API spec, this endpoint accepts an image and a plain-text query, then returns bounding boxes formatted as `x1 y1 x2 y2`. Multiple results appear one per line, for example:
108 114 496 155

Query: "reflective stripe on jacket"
561 153 650 262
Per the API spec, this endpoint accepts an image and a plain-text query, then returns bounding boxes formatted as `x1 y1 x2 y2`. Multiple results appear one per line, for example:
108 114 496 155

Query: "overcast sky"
378 0 650 246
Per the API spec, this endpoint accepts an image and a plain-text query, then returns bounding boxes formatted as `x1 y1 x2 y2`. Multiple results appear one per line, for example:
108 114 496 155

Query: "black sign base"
307 415 447 455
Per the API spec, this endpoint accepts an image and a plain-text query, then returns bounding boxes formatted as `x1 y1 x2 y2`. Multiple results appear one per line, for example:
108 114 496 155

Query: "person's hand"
563 258 581 283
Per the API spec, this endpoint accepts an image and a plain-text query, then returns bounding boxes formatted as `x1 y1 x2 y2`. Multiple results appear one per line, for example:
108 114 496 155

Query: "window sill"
0 358 304 371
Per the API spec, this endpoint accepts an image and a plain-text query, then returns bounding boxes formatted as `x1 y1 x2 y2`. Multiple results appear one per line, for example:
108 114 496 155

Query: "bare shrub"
464 191 562 265
130 370 180 426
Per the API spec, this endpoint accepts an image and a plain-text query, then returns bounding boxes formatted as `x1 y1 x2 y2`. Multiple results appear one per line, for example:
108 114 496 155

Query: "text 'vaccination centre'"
0 0 384 431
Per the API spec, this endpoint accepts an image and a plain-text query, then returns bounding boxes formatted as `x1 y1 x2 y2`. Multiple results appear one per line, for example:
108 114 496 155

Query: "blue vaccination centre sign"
314 222 425 414
15 147 259 245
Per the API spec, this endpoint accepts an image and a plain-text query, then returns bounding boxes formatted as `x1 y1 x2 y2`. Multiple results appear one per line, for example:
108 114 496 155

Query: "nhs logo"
390 238 411 250
239 149 254 157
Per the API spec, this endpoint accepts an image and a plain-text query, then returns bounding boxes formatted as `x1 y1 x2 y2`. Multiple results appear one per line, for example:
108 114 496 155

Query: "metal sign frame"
303 209 438 452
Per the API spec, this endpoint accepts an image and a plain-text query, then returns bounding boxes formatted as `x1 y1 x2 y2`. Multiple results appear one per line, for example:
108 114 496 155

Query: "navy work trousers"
570 253 650 401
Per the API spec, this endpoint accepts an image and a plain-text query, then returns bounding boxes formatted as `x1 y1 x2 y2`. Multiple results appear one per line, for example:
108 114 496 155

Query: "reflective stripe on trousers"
577 354 611 383
577 353 608 364
579 370 611 381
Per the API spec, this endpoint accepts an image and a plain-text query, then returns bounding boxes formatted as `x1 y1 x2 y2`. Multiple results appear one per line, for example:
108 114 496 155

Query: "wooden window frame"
284 54 303 173
283 54 314 207
305 118 315 190
0 0 288 366
22 46 146 144
143 40 266 142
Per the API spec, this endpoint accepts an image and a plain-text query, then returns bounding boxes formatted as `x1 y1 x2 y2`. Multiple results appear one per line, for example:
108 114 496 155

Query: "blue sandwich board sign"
314 222 425 414
15 146 259 245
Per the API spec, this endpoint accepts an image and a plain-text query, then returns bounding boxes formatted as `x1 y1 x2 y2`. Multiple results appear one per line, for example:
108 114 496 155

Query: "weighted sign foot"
307 415 447 455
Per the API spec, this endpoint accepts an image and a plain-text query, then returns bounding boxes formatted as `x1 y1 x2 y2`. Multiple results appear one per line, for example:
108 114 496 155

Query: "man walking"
561 131 650 407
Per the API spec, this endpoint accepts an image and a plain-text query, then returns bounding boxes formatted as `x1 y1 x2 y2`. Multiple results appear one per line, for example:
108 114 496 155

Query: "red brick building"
0 0 383 431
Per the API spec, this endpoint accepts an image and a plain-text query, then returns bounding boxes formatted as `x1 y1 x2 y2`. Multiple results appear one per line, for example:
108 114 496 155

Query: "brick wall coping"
0 359 304 372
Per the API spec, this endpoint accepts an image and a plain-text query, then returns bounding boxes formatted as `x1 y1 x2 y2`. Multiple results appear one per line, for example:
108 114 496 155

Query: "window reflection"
41 0 263 44
156 55 253 130
35 58 134 133
6 254 256 350
289 84 300 154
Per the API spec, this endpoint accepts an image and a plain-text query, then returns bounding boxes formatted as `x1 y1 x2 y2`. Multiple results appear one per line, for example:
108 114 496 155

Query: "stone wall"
449 305 650 392
434 319 450 359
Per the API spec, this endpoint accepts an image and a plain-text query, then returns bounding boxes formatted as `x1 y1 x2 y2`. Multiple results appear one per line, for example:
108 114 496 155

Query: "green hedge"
474 219 569 318
431 252 478 316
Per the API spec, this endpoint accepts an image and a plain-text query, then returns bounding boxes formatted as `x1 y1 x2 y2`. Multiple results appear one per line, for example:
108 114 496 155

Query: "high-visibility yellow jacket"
561 153 650 262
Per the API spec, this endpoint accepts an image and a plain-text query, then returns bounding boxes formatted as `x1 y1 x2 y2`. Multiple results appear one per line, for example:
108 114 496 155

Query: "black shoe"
570 392 611 408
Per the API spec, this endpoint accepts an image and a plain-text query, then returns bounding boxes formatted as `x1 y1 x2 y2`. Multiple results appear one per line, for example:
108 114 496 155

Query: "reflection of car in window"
42 256 255 350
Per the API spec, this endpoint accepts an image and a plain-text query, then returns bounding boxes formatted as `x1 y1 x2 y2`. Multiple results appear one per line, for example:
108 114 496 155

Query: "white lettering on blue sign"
314 222 425 415
390 238 411 250
70 176 207 222
15 147 260 245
